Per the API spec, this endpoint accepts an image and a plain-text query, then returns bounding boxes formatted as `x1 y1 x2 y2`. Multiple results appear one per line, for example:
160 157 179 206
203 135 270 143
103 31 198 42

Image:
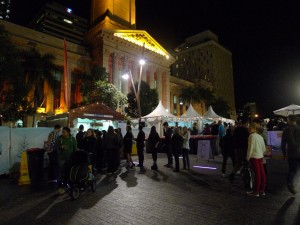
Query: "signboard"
197 140 211 161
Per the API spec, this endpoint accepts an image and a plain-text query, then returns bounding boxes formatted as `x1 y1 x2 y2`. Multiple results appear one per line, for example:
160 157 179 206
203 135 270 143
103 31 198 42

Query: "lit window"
63 19 73 24
173 95 177 104
66 8 72 13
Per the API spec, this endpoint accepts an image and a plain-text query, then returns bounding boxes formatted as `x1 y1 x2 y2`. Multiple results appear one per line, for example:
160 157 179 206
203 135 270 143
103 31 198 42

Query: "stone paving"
1 152 300 225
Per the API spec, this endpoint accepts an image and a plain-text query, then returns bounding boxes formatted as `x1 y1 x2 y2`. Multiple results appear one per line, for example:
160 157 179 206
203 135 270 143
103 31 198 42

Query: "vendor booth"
179 104 203 131
45 103 125 131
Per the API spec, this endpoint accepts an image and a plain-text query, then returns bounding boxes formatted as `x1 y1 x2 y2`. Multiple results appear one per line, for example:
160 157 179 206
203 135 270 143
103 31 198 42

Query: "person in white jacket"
246 123 266 197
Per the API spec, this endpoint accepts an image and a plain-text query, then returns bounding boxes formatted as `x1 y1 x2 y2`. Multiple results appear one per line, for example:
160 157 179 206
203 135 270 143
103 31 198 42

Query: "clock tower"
90 0 136 30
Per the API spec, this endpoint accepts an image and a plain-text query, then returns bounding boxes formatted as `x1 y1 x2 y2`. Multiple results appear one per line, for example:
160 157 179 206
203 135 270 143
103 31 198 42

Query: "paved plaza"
0 152 300 225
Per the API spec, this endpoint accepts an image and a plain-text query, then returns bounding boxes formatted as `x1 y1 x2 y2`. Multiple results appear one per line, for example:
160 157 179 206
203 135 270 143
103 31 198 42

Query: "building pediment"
104 30 172 59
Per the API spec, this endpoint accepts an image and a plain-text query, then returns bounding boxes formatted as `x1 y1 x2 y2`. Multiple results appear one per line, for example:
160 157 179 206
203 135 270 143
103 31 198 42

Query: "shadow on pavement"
1 174 119 225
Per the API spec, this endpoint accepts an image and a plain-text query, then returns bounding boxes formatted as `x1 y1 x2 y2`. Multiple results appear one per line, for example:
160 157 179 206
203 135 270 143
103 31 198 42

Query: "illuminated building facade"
0 0 208 126
88 0 174 109
171 30 236 118
28 2 88 45
0 0 10 21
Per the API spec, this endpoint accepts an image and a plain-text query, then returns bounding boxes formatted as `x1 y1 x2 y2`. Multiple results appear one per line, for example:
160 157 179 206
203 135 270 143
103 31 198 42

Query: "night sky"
9 0 300 117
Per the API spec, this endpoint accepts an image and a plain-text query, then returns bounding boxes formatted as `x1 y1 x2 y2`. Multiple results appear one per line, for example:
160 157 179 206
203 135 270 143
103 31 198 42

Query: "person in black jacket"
281 115 300 194
148 126 160 170
136 125 146 169
123 126 135 169
219 129 236 177
82 129 97 171
229 118 249 182
171 127 183 172
163 122 173 167
76 125 85 150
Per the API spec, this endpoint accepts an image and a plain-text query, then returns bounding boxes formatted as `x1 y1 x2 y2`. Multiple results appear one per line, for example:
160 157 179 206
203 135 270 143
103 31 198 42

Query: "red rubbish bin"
27 148 45 184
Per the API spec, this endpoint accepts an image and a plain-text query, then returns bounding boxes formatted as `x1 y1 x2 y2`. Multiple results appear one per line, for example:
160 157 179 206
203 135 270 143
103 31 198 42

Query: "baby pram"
68 150 96 199
240 161 254 190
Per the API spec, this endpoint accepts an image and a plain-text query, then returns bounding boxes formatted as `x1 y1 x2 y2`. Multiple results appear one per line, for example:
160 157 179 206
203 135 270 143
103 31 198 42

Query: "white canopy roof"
180 104 202 119
273 104 300 117
203 106 235 124
142 101 175 119
203 106 222 119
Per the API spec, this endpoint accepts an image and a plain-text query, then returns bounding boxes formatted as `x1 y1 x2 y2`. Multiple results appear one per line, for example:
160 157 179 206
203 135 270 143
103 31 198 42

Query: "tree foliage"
80 64 127 110
0 26 58 124
20 48 57 126
211 97 230 118
125 81 158 118
181 85 231 117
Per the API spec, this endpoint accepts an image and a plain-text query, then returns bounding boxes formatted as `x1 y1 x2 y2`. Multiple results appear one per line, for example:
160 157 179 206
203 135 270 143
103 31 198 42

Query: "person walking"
136 125 146 169
123 126 135 169
163 122 173 167
219 128 236 177
229 118 249 182
55 127 77 195
46 124 61 183
246 123 267 197
281 115 300 195
171 127 183 172
182 126 190 170
148 126 160 170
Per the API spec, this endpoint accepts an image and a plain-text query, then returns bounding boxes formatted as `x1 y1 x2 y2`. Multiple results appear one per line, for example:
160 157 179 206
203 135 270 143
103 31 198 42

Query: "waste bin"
27 148 45 185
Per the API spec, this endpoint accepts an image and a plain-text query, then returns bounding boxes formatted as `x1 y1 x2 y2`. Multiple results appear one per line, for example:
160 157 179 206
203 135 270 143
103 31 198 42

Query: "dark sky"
10 0 300 117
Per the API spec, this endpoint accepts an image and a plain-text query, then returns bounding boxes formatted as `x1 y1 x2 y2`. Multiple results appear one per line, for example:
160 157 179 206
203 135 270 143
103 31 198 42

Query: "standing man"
136 125 146 169
46 124 61 183
281 115 300 194
163 122 173 167
55 127 77 195
76 124 85 150
229 118 249 182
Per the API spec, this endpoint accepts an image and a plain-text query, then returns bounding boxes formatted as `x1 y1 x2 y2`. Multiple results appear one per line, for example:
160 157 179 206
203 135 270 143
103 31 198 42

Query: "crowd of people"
44 115 300 197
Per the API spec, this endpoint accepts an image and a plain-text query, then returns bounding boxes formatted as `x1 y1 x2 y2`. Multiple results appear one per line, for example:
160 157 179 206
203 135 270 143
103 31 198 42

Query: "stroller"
240 161 254 190
68 150 97 200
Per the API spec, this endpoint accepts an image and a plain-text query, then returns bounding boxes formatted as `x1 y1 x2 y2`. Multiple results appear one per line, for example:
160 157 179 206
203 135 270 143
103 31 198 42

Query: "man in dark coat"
136 125 146 169
281 115 300 194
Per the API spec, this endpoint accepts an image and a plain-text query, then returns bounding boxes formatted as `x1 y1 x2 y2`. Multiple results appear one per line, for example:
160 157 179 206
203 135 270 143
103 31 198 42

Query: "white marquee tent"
203 106 235 124
179 104 204 131
179 104 203 120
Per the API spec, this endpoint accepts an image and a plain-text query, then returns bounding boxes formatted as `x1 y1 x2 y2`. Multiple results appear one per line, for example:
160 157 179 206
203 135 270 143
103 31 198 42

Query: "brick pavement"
0 152 300 225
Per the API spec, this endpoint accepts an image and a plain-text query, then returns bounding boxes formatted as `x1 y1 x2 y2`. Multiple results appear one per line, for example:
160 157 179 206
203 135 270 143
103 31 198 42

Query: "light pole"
127 59 145 123
117 73 129 113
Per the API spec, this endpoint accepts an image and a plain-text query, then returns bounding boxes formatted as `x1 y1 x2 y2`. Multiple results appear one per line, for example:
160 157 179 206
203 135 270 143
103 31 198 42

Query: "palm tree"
181 86 216 113
21 48 57 126
212 97 230 118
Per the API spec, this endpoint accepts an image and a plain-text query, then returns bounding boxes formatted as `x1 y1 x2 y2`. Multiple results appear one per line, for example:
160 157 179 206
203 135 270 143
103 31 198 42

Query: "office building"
171 30 236 118
28 2 88 45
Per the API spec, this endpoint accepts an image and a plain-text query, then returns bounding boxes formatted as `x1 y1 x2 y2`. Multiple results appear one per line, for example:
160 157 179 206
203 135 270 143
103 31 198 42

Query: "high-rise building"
28 2 88 45
171 30 236 118
0 0 11 21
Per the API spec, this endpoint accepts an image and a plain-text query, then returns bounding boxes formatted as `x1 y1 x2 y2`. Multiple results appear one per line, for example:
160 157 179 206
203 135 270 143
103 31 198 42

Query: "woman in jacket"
246 123 266 197
148 126 160 170
182 126 190 170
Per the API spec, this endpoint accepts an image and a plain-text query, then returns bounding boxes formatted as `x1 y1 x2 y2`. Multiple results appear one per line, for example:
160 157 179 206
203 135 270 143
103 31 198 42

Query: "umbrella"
273 104 300 117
